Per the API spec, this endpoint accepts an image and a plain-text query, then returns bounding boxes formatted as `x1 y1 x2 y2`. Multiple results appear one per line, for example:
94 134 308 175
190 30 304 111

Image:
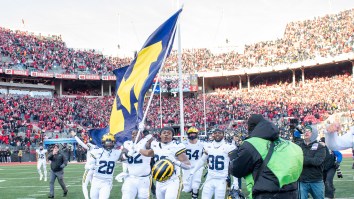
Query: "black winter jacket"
229 114 298 198
323 145 336 171
298 141 326 182
48 152 67 172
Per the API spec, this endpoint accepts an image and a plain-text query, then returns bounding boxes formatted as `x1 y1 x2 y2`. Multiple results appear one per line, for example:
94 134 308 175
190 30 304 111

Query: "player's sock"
191 189 199 199
44 171 47 181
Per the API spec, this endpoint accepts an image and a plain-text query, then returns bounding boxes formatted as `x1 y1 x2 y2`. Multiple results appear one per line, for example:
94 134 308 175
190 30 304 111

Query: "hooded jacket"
230 114 303 198
297 125 326 182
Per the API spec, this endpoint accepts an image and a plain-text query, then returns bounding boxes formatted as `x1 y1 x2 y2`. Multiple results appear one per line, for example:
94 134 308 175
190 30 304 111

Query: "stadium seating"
1 9 353 74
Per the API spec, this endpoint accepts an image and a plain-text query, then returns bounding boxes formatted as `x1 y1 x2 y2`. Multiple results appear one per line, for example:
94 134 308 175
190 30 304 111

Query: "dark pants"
254 190 298 199
323 168 336 198
19 157 22 163
49 170 67 196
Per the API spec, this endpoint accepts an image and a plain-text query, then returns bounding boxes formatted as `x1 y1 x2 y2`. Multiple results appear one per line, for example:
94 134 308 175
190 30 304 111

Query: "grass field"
0 158 353 199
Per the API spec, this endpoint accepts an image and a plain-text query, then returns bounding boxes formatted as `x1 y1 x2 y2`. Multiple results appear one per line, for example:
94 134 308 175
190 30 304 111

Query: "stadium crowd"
1 72 353 148
0 9 353 74
0 28 131 74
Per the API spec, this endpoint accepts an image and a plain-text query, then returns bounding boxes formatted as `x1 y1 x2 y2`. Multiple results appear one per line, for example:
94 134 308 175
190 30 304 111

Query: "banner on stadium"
152 77 161 94
102 75 117 81
189 74 198 92
152 82 161 94
5 69 29 76
55 74 77 79
78 74 100 80
31 71 54 78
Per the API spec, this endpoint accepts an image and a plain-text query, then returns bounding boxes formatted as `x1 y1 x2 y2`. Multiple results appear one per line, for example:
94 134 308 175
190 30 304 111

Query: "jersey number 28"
98 161 115 174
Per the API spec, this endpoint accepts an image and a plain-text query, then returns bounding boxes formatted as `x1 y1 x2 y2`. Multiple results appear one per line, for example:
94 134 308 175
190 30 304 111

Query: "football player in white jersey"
189 128 236 199
115 129 153 199
182 127 205 199
71 131 99 199
87 134 121 199
140 126 191 199
36 144 47 181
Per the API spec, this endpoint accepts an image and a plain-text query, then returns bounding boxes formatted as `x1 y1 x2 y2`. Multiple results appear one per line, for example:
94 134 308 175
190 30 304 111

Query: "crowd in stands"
1 9 353 74
1 8 354 151
0 28 131 74
1 71 353 148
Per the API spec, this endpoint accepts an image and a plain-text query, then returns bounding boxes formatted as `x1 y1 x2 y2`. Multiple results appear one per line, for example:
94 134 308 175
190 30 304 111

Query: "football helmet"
152 159 175 182
102 134 115 151
187 127 199 134
187 127 199 140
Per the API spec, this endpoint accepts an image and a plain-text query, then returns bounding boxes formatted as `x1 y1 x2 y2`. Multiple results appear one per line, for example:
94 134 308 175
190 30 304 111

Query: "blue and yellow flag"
109 9 182 146
87 127 109 148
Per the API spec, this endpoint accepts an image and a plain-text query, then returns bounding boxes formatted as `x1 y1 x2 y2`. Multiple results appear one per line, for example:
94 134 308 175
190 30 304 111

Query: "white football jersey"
74 136 100 169
182 140 204 165
36 149 47 161
91 148 121 181
204 140 235 179
123 140 151 177
151 140 186 181
86 143 99 166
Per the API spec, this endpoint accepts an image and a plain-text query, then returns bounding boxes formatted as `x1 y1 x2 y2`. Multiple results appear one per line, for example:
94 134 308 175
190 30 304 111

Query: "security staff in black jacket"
48 144 68 198
229 114 303 199
297 126 326 199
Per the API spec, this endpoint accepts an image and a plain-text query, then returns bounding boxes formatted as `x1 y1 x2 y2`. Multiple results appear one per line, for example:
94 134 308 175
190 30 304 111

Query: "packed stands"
1 9 353 74
1 8 354 151
1 72 353 147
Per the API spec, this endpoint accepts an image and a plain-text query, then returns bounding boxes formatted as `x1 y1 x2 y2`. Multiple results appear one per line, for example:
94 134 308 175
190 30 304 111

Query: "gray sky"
0 0 353 57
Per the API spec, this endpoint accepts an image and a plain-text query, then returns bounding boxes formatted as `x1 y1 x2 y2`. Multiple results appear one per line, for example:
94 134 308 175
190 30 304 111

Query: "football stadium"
1 0 354 199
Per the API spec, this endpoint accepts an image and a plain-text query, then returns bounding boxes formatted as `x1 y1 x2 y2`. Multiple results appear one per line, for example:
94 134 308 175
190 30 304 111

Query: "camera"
289 118 299 129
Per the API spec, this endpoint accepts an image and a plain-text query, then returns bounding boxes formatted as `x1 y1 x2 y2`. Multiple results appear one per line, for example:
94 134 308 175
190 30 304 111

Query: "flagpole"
203 76 207 135
133 12 181 145
159 82 163 128
177 3 185 139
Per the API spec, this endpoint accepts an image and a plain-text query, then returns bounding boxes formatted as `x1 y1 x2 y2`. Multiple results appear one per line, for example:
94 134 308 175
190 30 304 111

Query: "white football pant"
90 178 113 199
201 177 227 199
37 161 47 180
182 167 203 193
82 169 94 199
156 178 182 199
122 175 150 199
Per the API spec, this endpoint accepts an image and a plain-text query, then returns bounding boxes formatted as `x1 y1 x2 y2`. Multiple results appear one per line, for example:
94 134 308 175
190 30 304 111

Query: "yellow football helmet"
152 159 175 182
187 127 199 134
187 127 199 140
101 134 115 150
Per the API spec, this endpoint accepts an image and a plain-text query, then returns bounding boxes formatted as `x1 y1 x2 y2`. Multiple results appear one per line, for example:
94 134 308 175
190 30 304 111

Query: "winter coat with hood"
297 126 326 182
229 114 302 198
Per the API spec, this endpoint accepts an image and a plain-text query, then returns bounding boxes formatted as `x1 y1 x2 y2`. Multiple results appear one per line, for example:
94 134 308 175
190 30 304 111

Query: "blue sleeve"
333 151 342 163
